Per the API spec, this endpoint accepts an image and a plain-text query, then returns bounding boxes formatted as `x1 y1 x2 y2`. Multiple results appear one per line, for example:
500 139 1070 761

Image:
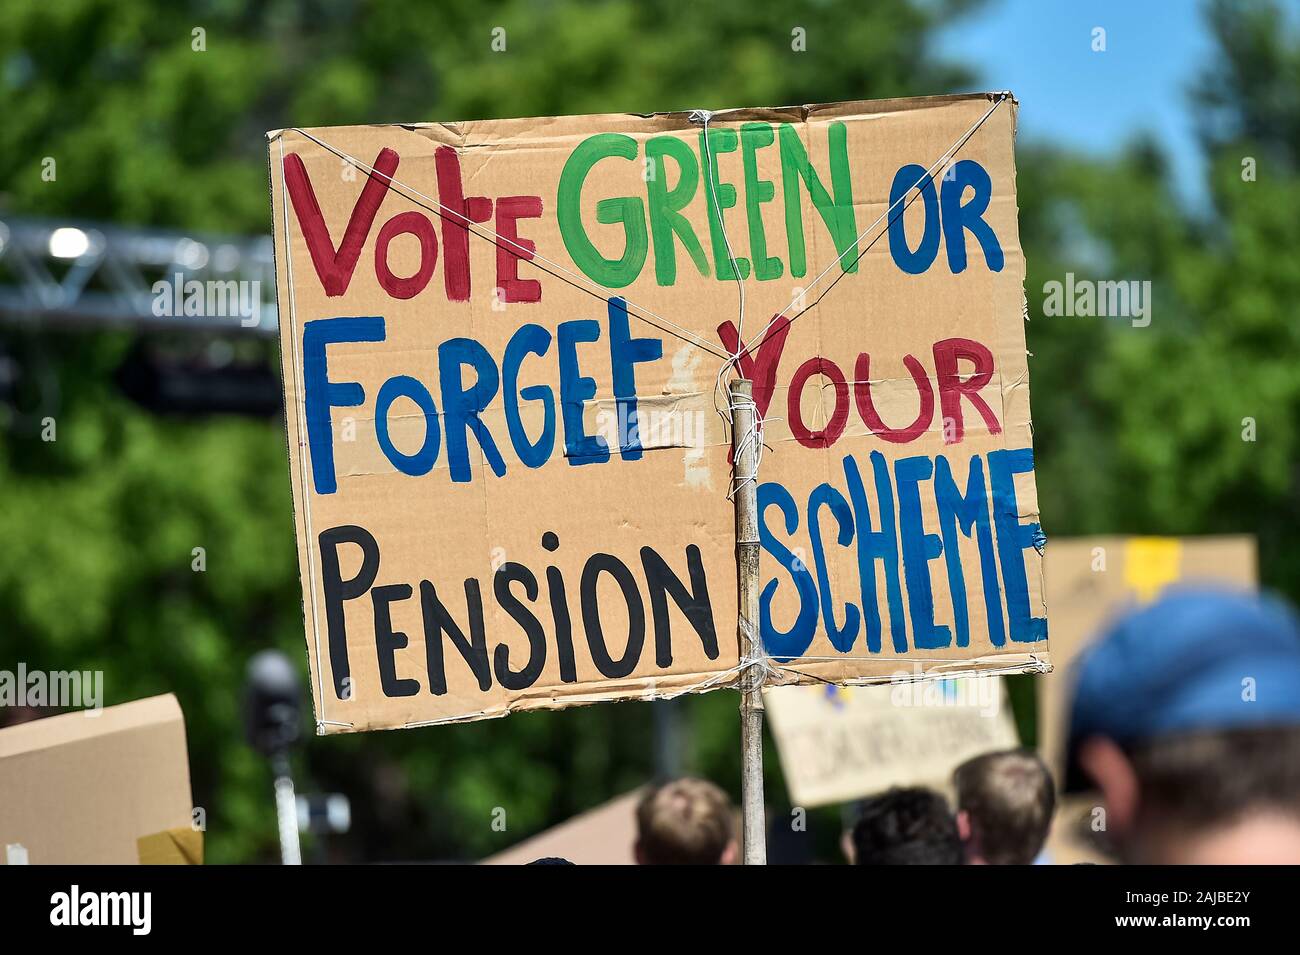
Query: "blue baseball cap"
1064 587 1300 791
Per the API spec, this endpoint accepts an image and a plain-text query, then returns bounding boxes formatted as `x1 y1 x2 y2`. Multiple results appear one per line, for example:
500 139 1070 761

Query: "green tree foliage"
1022 0 1300 596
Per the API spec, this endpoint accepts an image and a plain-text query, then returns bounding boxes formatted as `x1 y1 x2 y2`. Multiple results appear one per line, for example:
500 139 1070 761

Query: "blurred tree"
8 0 1293 865
1021 0 1300 596
1004 0 1300 746
0 0 980 862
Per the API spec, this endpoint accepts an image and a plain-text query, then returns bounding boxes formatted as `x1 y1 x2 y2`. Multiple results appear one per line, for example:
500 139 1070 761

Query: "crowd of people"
599 587 1300 865
626 747 1057 866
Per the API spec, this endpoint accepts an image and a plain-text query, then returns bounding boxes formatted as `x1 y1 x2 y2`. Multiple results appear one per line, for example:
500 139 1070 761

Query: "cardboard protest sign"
766 678 1018 807
267 92 1049 734
0 694 196 864
1039 536 1256 863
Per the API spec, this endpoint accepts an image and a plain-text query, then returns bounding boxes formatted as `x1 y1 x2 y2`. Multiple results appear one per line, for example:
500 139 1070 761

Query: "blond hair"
635 778 734 864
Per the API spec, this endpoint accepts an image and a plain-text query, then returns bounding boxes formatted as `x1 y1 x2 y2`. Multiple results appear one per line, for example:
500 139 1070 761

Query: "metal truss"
0 216 278 337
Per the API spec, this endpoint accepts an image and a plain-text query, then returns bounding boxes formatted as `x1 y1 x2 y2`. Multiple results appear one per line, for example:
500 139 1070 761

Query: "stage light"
48 227 90 259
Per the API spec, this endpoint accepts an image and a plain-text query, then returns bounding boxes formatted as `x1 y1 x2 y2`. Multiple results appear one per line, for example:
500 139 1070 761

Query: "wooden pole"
729 378 767 865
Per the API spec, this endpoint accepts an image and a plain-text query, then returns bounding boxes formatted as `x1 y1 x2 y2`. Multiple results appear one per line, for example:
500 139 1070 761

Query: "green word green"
557 122 859 288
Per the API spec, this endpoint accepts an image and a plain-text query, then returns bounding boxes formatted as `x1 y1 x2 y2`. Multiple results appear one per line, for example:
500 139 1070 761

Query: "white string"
689 110 750 438
738 614 775 693
738 92 1011 361
683 107 771 689
690 110 747 352
279 127 731 362
696 95 1008 477
776 654 1051 666
687 107 776 519
394 653 1049 728
727 388 763 501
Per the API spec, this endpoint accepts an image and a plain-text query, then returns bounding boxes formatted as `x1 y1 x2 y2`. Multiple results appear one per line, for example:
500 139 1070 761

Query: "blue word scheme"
757 450 1046 661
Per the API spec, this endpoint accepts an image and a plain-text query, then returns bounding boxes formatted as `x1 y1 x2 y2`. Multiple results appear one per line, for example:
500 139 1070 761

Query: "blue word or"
887 160 1004 275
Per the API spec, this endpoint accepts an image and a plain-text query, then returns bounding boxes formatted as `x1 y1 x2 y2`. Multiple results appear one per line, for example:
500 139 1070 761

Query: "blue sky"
935 0 1219 203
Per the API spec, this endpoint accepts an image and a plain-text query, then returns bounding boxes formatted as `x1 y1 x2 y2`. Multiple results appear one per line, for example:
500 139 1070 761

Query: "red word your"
718 318 1002 449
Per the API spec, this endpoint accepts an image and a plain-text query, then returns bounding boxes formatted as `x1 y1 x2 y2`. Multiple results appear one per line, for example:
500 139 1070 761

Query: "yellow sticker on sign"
1123 537 1184 603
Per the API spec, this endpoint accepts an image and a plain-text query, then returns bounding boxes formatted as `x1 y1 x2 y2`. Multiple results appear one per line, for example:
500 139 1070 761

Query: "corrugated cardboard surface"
0 694 195 864
268 93 1048 734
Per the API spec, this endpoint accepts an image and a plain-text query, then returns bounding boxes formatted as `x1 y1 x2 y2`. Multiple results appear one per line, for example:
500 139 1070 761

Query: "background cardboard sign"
482 789 641 865
766 677 1019 807
267 93 1049 734
0 694 196 864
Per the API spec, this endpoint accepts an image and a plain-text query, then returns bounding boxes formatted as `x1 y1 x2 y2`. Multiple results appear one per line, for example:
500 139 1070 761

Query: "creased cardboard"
266 92 1049 734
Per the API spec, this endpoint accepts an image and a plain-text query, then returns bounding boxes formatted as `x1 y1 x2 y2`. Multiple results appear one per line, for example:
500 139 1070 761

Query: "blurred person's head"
634 778 736 865
953 749 1055 864
1066 587 1300 864
850 787 962 865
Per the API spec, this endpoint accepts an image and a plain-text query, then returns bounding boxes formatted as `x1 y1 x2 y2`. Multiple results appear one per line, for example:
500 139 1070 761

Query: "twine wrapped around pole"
729 378 766 865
